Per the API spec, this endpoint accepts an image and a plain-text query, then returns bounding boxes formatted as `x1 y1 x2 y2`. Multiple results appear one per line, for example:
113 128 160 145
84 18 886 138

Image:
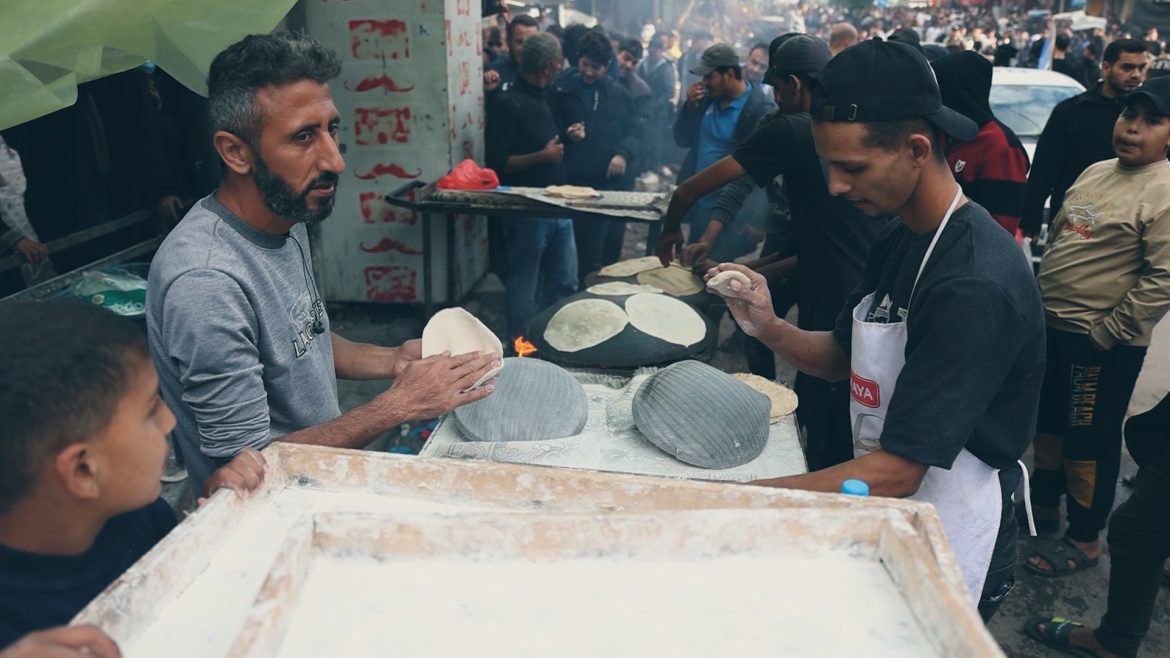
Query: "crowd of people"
0 3 1169 656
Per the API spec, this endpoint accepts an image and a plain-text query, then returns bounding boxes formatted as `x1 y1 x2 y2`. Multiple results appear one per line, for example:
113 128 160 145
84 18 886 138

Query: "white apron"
848 187 1000 605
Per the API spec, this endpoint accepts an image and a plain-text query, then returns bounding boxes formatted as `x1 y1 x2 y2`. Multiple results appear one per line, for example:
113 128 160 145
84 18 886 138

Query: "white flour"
277 555 936 658
123 489 484 658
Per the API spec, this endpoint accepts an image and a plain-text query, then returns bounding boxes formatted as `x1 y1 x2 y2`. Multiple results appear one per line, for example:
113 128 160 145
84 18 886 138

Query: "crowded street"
1 0 1168 656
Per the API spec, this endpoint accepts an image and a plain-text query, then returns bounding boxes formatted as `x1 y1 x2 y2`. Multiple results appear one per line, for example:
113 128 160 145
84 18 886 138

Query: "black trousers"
797 374 854 471
1032 328 1147 543
1094 448 1170 658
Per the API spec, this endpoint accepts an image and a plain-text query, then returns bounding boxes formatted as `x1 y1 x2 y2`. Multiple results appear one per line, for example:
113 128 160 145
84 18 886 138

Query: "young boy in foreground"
1026 77 1170 658
0 301 267 655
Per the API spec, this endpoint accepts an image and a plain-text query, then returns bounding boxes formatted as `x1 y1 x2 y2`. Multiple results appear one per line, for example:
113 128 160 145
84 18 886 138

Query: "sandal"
1024 537 1100 578
1024 616 1100 657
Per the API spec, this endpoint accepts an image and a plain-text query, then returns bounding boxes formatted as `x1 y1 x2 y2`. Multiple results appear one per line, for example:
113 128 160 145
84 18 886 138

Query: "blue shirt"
694 83 753 208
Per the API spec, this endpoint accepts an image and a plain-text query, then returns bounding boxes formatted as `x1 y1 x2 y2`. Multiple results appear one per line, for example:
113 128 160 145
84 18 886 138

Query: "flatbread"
597 256 663 278
732 373 799 422
544 184 600 200
543 299 629 352
420 307 503 390
586 282 663 296
636 265 703 296
706 270 752 299
624 293 706 347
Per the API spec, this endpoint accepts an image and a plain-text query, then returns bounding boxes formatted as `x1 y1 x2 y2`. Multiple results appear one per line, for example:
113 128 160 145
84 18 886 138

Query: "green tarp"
0 0 297 131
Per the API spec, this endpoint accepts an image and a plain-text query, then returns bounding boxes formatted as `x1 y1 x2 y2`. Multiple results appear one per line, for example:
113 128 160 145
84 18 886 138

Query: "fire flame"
514 336 537 357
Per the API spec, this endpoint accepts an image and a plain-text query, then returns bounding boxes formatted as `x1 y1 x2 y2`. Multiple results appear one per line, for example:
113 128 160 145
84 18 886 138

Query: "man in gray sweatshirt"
147 33 498 491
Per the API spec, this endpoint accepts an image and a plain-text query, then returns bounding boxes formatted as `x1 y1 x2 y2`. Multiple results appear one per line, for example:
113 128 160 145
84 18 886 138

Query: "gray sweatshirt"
146 195 340 489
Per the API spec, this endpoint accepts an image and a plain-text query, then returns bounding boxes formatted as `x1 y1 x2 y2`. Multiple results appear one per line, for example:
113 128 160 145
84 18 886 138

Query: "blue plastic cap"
841 479 870 496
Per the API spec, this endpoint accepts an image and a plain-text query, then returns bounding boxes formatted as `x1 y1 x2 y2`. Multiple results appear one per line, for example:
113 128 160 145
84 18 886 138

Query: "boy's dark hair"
619 37 643 61
0 301 150 514
714 65 743 80
750 42 769 56
507 15 539 40
208 32 341 150
577 30 614 66
863 118 946 162
562 23 591 64
1055 34 1071 51
1104 38 1147 64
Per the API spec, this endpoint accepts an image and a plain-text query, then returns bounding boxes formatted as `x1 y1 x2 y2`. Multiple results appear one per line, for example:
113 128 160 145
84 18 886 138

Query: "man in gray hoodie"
147 33 498 491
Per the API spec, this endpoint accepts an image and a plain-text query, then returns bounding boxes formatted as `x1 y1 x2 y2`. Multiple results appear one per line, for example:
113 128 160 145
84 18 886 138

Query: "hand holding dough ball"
706 270 752 299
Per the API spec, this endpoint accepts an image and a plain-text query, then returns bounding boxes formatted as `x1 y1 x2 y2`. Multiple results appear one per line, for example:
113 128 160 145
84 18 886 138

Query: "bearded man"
146 33 498 491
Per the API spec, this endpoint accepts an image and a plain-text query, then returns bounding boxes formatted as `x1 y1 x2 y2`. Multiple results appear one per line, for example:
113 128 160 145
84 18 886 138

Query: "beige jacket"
1038 158 1170 348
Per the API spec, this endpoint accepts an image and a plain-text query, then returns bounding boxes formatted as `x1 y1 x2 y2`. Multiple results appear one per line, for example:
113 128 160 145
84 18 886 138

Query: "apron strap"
1017 459 1037 537
908 185 964 308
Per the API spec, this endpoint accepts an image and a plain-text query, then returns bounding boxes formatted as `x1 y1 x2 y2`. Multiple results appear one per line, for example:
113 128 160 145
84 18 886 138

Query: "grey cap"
769 34 832 82
690 43 740 76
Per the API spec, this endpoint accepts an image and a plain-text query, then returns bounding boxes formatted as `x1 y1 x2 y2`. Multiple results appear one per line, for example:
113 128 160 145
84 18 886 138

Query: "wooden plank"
0 210 155 273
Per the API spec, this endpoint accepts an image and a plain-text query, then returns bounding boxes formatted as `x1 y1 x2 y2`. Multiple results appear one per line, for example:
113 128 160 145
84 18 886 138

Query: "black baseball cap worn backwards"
812 38 978 142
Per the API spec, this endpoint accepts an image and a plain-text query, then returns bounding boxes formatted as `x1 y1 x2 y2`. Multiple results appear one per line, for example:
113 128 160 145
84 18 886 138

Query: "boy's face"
577 56 608 85
87 357 175 513
1114 97 1170 167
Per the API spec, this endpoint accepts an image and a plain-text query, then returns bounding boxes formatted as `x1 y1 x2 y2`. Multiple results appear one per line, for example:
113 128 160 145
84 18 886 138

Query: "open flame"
514 336 537 357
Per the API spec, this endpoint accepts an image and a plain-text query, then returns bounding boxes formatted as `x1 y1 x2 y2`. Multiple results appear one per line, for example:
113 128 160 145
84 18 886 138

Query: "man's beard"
253 156 339 224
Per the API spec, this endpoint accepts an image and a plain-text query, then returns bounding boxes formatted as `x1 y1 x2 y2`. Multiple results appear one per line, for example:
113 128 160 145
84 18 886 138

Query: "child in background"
0 300 266 652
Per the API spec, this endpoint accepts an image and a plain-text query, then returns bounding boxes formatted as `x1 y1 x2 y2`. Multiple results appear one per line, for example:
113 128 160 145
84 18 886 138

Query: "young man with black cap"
669 43 773 261
707 39 1046 611
659 34 889 472
1021 39 1148 238
1023 77 1170 588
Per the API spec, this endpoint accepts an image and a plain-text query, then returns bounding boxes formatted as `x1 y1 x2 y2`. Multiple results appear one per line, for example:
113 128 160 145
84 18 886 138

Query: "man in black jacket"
668 43 773 260
638 33 678 174
1021 38 1147 237
549 31 641 283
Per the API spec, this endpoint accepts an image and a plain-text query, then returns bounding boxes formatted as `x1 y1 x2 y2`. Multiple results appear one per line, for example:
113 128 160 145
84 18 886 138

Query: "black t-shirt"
831 203 1046 471
0 499 176 649
484 78 566 188
733 112 890 330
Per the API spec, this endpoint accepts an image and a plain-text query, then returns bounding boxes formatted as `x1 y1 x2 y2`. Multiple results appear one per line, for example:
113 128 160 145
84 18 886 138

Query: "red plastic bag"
437 159 500 190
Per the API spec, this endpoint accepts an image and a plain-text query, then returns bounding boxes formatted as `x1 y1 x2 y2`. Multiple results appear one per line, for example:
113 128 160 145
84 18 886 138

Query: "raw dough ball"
454 358 588 442
633 360 771 468
636 265 703 296
597 256 664 278
586 282 664 296
544 299 629 352
706 270 752 298
731 373 799 422
421 307 503 390
624 293 706 347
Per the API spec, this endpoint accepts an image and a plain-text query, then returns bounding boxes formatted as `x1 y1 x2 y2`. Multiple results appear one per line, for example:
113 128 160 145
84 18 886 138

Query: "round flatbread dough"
544 184 600 200
706 270 752 299
597 256 664 278
636 265 703 296
731 373 799 422
543 298 629 352
421 307 502 358
633 360 771 469
586 281 663 296
624 293 706 347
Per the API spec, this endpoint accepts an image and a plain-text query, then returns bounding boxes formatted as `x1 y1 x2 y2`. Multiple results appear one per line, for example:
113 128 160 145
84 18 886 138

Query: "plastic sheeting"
0 0 296 131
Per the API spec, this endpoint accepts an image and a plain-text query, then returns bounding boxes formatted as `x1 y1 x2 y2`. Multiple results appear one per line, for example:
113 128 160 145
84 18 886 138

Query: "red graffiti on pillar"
462 139 474 160
354 107 412 145
360 237 424 255
365 266 418 302
359 191 418 225
457 28 473 51
456 0 471 16
475 25 483 56
355 163 422 180
448 104 458 142
458 61 471 96
349 19 410 61
445 20 452 57
346 75 415 93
